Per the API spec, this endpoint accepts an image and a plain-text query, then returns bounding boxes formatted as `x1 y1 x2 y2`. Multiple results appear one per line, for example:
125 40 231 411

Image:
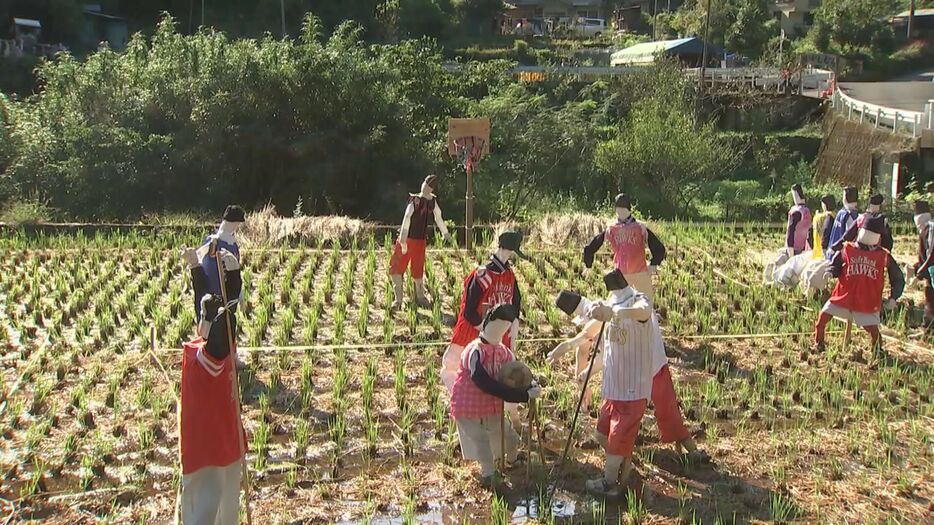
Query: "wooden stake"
843 318 853 351
214 245 253 525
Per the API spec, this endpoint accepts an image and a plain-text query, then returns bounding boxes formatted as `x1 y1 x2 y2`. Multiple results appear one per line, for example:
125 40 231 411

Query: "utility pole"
698 0 712 94
188 0 194 33
201 0 205 27
281 0 287 37
653 0 659 40
908 0 916 40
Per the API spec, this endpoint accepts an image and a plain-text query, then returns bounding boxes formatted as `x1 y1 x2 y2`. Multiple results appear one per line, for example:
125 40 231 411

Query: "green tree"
809 0 900 53
596 94 738 215
664 0 777 59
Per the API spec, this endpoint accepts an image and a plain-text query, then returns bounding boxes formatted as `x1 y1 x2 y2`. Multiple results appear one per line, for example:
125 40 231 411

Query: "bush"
0 199 54 224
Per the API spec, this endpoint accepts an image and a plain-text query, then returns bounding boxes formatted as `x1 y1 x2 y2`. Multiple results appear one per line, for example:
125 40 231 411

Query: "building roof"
611 37 722 65
82 9 126 21
894 8 934 18
13 18 41 29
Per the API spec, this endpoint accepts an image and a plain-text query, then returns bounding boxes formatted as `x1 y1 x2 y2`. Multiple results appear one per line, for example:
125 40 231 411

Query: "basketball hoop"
448 118 491 249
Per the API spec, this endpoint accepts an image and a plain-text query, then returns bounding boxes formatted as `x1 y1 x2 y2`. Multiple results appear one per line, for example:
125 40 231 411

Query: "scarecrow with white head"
177 238 247 524
389 175 452 309
551 270 705 498
814 216 905 354
583 193 665 302
441 231 525 392
783 184 813 258
910 200 934 330
827 187 859 260
831 193 893 253
449 304 541 489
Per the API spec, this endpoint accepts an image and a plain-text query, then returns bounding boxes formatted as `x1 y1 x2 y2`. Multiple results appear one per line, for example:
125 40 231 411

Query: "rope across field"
0 222 931 524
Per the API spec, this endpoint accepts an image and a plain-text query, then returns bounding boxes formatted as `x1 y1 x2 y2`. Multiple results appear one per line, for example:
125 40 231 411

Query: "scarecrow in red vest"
583 193 665 302
389 175 452 309
178 246 246 524
441 231 525 391
814 216 904 353
449 303 541 489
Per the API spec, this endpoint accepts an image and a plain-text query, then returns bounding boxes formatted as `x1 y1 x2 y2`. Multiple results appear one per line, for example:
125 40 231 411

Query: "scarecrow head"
857 216 885 249
914 200 930 233
614 193 632 221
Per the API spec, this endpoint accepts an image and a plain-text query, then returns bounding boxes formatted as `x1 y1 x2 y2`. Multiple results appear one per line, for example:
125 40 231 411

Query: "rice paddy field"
0 221 931 524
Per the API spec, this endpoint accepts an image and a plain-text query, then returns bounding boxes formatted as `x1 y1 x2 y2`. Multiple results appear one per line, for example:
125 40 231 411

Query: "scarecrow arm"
463 275 484 327
467 349 529 403
888 255 905 300
786 211 801 249
190 267 209 318
821 216 834 251
399 202 416 244
833 220 859 253
583 232 605 269
916 231 934 277
432 202 450 240
646 228 666 266
829 251 844 278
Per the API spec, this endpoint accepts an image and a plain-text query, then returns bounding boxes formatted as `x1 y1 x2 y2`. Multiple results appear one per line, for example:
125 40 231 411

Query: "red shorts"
597 366 690 457
389 238 427 279
596 399 647 458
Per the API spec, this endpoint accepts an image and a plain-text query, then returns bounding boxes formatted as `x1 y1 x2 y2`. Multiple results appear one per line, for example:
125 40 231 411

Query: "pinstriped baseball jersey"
600 292 667 402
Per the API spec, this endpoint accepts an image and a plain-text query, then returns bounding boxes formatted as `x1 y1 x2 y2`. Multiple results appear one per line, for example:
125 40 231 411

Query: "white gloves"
526 383 542 400
218 249 240 272
884 298 897 311
588 302 614 323
180 247 200 269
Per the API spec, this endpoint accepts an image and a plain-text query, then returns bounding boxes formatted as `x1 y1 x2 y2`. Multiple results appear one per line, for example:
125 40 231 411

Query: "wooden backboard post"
448 118 490 250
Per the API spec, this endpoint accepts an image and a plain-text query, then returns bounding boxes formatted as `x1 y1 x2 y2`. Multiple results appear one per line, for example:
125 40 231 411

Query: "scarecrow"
814 216 905 354
827 187 859 260
178 246 246 524
783 184 813 258
441 231 525 392
389 175 452 309
449 304 541 489
582 193 665 302
552 269 706 498
194 206 245 317
832 193 893 253
910 200 934 331
812 195 836 260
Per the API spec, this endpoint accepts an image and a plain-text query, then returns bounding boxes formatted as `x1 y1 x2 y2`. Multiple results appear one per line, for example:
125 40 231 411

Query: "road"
838 81 934 112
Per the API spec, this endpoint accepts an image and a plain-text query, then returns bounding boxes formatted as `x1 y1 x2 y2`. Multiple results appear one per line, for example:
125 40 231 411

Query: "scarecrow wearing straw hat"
449 304 541 489
831 193 894 253
441 231 526 392
814 216 905 354
583 194 665 302
910 200 934 331
551 270 706 498
178 245 247 524
389 175 452 309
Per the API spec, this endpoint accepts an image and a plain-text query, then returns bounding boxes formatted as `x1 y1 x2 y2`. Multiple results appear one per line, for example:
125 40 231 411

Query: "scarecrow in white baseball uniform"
178 246 246 524
389 175 452 309
449 304 541 489
583 194 665 302
552 270 705 498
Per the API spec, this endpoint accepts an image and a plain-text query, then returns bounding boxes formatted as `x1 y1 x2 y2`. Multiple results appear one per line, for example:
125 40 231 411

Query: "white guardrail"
689 67 834 94
831 87 932 137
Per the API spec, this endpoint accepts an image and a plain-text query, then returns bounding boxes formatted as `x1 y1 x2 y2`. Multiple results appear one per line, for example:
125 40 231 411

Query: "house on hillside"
770 0 821 38
610 37 722 67
502 0 610 34
892 9 934 39
80 5 128 52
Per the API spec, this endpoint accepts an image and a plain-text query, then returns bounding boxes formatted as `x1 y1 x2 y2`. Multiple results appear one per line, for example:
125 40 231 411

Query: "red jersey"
607 222 649 274
450 266 516 347
829 243 889 314
180 338 245 474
